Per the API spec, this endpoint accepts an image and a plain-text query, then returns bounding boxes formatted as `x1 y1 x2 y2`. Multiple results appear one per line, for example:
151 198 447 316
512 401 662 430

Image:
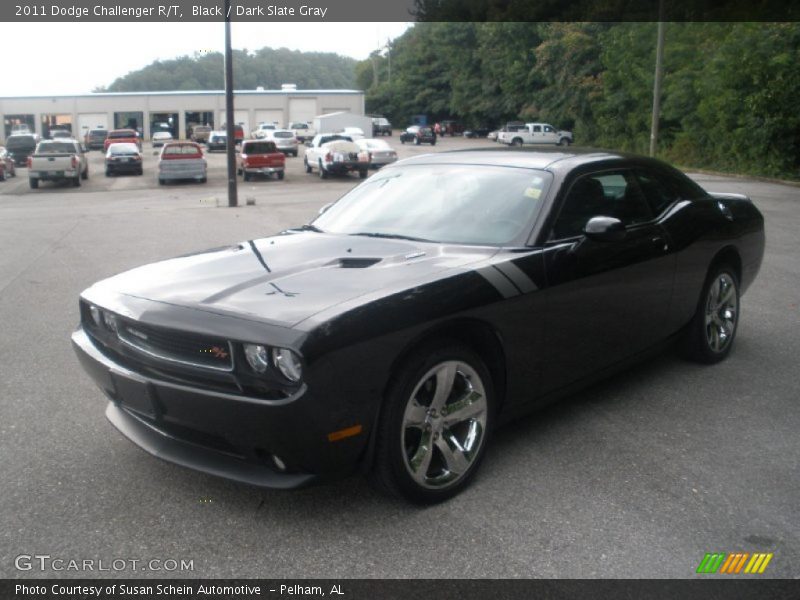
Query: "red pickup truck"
104 129 141 152
237 140 285 181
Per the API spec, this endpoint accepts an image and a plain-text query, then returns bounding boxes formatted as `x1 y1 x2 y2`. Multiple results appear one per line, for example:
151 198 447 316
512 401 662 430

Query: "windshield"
314 164 552 245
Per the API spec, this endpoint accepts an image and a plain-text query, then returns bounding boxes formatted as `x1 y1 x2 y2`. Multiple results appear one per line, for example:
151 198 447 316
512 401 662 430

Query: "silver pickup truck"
29 139 89 188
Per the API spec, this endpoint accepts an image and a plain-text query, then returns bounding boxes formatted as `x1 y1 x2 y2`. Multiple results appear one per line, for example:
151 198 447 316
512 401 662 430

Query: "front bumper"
71 326 368 488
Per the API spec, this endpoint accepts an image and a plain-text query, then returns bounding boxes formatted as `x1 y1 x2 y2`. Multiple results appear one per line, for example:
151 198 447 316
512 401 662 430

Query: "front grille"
117 320 234 372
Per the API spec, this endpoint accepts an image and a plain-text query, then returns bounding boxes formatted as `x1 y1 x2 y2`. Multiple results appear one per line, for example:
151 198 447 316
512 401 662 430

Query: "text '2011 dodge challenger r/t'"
72 148 765 503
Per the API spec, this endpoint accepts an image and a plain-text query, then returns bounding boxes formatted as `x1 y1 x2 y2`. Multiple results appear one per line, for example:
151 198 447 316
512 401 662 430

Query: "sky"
0 22 412 96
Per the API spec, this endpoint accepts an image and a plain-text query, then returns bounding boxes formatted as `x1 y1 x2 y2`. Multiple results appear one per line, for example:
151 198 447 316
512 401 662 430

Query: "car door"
531 124 542 143
542 125 558 145
540 168 676 393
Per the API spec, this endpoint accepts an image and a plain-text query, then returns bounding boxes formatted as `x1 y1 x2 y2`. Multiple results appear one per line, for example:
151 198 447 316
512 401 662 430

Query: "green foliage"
361 22 800 179
101 48 357 92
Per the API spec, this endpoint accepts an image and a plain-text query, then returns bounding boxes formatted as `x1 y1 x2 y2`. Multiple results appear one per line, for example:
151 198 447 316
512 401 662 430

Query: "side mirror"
583 216 626 242
318 203 333 215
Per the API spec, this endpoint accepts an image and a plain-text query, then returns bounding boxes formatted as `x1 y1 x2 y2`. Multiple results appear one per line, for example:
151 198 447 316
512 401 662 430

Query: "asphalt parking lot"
0 135 798 579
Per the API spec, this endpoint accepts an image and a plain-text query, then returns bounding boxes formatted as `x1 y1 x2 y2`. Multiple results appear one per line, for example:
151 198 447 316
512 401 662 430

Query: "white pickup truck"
303 134 369 179
288 122 316 143
28 139 89 188
497 123 573 147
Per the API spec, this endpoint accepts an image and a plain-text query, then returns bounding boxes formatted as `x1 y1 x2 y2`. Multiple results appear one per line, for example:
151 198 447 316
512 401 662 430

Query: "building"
0 85 365 142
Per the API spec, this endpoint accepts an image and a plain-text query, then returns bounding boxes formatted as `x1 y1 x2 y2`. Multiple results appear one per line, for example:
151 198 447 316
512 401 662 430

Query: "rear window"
109 130 136 139
37 142 77 153
163 144 202 155
7 136 36 149
108 144 139 155
89 130 107 137
194 126 211 132
273 132 293 138
243 142 277 154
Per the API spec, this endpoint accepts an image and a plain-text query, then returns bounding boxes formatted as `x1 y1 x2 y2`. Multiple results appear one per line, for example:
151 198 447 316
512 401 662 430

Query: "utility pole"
649 3 665 157
224 0 238 207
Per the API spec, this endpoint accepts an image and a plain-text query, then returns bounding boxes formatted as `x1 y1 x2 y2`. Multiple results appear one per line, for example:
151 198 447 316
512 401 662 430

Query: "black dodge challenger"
72 148 765 503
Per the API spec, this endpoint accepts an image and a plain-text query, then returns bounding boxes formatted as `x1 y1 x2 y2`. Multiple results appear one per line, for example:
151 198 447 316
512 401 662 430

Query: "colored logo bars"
696 552 773 574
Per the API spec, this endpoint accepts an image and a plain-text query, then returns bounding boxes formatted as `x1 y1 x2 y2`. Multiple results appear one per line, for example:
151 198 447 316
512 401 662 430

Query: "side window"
552 171 654 240
634 169 681 216
544 125 554 133
533 125 542 133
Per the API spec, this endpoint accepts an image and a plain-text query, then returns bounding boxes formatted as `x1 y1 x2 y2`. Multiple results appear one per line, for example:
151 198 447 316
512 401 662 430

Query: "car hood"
92 231 496 328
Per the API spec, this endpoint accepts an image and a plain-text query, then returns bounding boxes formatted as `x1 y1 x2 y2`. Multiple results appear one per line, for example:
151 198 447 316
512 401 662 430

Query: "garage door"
77 113 109 137
255 110 284 128
288 98 317 125
219 110 249 135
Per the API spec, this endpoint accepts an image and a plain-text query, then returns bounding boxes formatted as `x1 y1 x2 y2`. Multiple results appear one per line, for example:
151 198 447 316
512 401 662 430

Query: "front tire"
304 158 312 174
681 264 740 364
319 161 328 179
370 344 494 504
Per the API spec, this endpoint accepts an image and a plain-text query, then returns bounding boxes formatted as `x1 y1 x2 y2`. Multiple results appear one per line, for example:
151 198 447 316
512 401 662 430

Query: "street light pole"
649 5 665 157
224 0 238 207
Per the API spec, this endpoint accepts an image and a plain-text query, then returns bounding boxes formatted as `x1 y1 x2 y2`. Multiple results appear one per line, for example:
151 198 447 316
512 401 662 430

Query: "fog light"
89 305 102 326
244 343 268 373
272 348 303 382
103 312 118 333
272 454 286 472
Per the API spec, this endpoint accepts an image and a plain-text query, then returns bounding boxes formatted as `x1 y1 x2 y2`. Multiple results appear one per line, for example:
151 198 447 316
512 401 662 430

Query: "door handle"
652 236 669 252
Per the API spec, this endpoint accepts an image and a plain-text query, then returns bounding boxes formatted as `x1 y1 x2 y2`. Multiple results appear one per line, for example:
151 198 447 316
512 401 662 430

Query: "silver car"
265 129 299 157
355 138 398 168
157 142 207 185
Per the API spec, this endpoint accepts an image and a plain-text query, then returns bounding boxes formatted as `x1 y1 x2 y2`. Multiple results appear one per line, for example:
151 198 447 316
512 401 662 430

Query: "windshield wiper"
288 224 325 233
349 232 434 243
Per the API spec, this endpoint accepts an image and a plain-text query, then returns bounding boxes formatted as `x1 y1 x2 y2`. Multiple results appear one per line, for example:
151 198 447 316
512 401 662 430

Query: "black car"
464 126 493 138
72 148 764 503
399 126 436 145
105 143 143 176
206 132 228 152
371 117 392 136
5 133 38 166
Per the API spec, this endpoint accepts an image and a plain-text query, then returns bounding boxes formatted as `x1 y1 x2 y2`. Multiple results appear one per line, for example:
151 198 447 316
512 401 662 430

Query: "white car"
252 123 277 139
152 131 174 148
355 138 398 168
341 127 366 141
304 133 369 179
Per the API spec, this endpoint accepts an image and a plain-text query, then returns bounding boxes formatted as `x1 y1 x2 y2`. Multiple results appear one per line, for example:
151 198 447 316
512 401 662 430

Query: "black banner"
2 579 800 600
1 0 799 22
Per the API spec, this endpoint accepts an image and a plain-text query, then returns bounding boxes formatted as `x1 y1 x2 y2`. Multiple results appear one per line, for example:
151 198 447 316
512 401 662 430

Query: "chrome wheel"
401 361 488 489
704 272 738 353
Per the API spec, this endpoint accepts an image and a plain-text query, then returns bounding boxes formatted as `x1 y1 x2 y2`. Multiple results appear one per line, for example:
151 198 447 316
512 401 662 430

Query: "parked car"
304 133 369 179
400 126 436 146
237 140 285 181
440 120 464 136
105 143 143 176
191 125 212 144
104 129 141 152
264 129 299 157
71 148 765 503
222 124 245 144
487 130 500 141
50 129 72 139
251 123 277 139
355 138 398 168
288 122 315 143
464 126 493 138
28 138 88 188
84 129 108 150
152 131 173 148
341 127 366 141
157 141 206 185
206 132 228 152
5 133 39 166
497 122 573 147
371 117 392 136
0 146 17 180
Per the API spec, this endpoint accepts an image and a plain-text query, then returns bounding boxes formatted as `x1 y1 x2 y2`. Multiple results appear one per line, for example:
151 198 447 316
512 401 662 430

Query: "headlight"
103 311 118 333
271 347 303 382
89 305 102 326
244 343 268 373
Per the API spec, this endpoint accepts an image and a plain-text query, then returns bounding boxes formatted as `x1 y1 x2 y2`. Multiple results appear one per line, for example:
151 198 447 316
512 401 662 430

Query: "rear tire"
680 263 740 364
369 343 494 504
359 169 368 179
319 161 328 179
29 178 38 189
82 168 88 180
73 175 81 187
277 171 285 180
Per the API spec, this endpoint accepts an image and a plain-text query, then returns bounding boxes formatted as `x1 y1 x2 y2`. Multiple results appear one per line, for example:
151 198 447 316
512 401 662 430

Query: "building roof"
0 89 364 100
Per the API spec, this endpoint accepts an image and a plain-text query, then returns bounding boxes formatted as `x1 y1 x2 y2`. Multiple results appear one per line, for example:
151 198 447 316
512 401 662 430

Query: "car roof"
395 147 656 171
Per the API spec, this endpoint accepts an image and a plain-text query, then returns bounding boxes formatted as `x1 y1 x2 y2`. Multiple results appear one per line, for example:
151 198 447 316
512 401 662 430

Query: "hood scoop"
335 257 382 269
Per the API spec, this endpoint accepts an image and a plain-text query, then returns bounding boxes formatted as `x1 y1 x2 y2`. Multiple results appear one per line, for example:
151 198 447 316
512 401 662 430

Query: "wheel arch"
709 244 742 284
